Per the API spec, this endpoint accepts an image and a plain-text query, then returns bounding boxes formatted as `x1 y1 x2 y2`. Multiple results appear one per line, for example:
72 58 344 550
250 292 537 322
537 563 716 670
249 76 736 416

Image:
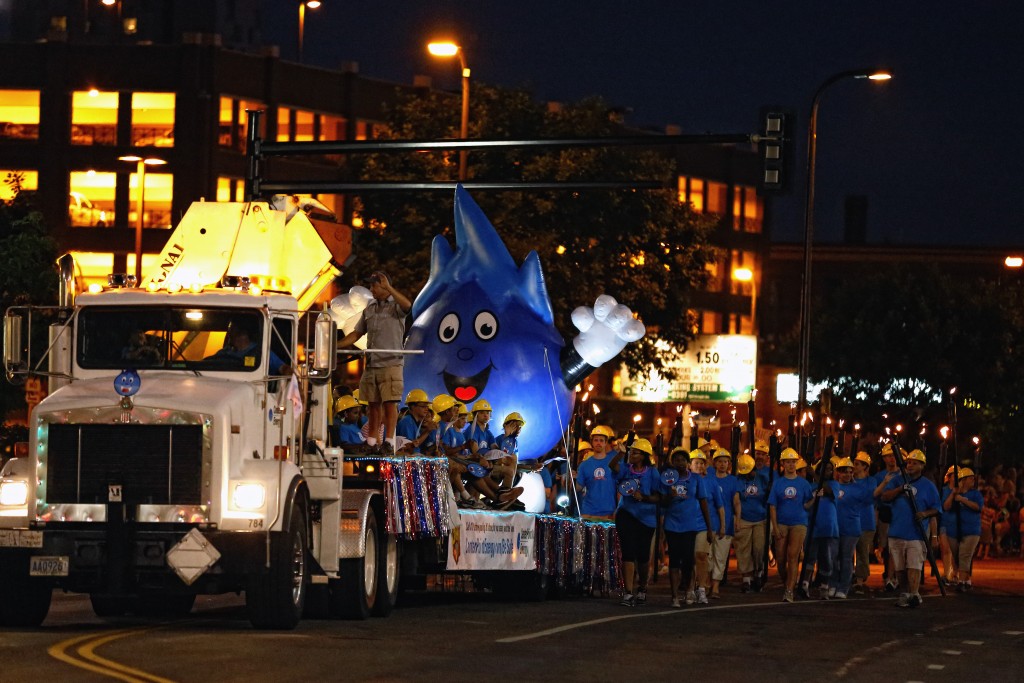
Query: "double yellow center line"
48 628 178 683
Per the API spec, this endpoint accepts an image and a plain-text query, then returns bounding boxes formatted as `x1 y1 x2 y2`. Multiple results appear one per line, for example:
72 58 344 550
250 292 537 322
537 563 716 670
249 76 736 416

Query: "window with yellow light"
72 90 118 145
0 90 40 141
0 170 38 201
130 92 175 147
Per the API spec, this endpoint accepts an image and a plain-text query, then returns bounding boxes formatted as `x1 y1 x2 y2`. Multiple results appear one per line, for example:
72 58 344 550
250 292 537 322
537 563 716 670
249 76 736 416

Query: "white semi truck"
0 199 612 629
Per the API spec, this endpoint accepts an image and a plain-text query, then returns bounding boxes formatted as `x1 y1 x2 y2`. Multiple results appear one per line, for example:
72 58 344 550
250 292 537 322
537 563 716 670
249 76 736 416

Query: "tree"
348 85 717 379
0 174 60 419
810 264 1024 462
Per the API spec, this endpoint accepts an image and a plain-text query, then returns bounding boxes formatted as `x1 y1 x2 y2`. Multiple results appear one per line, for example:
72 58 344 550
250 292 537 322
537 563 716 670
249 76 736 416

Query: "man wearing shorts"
339 271 411 455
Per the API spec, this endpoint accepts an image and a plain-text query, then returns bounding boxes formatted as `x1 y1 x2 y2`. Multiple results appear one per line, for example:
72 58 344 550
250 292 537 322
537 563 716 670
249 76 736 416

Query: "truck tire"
371 519 400 618
331 511 378 620
246 506 308 629
0 573 51 627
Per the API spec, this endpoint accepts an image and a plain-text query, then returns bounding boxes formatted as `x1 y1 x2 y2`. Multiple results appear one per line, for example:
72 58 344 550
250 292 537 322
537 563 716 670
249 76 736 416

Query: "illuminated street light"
1005 256 1023 268
298 1 321 64
427 40 470 180
732 266 757 331
796 68 892 422
118 155 167 282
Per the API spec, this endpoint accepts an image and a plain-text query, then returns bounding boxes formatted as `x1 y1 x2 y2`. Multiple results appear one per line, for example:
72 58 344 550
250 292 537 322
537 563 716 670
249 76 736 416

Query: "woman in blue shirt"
768 447 815 603
660 447 713 608
614 438 661 607
942 468 984 591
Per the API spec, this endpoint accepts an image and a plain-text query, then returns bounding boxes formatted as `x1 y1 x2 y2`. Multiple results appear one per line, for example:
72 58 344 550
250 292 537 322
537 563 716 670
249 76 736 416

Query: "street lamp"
118 155 167 282
732 266 756 332
796 68 891 422
297 1 321 63
427 40 470 180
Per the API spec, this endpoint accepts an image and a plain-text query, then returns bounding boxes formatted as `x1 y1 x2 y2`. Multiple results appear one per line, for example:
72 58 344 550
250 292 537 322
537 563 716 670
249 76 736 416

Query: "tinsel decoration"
378 456 453 539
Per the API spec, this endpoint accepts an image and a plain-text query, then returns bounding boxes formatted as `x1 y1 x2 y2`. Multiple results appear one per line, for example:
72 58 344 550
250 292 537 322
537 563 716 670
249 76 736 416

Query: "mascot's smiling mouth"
442 362 495 403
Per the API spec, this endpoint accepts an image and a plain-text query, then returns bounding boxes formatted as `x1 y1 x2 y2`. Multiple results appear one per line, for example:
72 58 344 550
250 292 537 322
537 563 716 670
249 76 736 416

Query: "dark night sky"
263 1 1024 248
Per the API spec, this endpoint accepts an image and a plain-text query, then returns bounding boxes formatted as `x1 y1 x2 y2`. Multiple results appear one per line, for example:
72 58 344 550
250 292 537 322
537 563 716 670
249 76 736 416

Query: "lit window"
219 97 265 152
0 90 40 141
0 170 38 202
217 176 244 202
689 178 704 213
276 107 291 142
71 91 118 145
70 252 114 289
128 171 173 229
219 97 235 147
706 181 727 215
130 92 175 147
69 171 116 227
295 110 315 142
743 187 762 234
322 114 345 140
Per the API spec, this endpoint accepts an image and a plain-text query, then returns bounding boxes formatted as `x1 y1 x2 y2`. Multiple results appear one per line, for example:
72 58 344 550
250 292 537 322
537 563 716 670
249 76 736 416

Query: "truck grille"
47 424 203 505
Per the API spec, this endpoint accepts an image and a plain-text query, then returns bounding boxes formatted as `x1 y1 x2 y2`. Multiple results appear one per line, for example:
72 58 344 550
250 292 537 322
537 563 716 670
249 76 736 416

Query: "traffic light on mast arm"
757 109 793 195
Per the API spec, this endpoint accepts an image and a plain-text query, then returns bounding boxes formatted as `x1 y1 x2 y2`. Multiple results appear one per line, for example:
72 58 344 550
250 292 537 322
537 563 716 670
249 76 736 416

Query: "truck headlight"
231 483 266 511
0 480 29 507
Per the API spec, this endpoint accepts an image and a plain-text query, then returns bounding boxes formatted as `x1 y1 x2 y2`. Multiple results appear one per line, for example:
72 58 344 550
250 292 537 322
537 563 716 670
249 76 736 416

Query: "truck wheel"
247 506 308 629
371 521 399 618
0 574 51 627
331 511 378 620
90 594 131 618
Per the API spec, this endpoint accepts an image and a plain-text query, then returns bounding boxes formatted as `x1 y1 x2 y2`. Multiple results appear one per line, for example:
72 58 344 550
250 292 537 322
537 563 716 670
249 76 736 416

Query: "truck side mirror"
308 309 336 385
3 313 25 382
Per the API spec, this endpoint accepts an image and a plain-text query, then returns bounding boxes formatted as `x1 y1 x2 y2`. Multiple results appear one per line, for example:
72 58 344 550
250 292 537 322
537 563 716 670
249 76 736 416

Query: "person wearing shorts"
339 271 411 455
768 447 814 603
942 468 984 591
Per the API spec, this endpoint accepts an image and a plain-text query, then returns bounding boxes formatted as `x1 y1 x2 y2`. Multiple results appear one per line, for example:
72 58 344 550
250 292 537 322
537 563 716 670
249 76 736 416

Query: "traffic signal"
758 110 791 194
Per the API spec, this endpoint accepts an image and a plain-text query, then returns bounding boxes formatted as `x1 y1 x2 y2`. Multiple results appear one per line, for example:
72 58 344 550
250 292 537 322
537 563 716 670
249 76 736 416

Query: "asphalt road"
1 558 1021 683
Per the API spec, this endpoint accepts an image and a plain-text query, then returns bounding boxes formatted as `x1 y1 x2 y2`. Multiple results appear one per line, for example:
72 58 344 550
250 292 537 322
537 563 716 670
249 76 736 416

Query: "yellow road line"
48 627 179 683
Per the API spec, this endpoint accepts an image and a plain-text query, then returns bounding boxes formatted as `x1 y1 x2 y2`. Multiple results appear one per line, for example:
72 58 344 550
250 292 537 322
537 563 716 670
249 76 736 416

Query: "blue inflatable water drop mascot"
403 186 646 460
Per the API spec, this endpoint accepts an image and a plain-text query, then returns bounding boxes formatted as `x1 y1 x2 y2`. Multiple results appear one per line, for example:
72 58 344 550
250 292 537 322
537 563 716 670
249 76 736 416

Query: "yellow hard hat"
405 388 429 405
834 457 854 469
881 442 907 458
944 465 958 477
958 467 975 478
713 447 731 460
504 411 525 426
795 458 808 469
737 454 755 475
334 395 358 414
754 440 770 454
457 402 469 416
780 447 800 461
689 449 707 461
669 446 691 459
591 424 615 439
352 389 368 406
697 437 709 448
432 394 458 415
906 449 927 463
830 455 841 466
470 399 492 413
855 451 872 465
577 440 593 453
630 438 654 457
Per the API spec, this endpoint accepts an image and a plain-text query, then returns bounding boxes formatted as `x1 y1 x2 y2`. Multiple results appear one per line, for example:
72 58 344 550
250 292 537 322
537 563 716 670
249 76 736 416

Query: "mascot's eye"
437 312 460 343
474 311 498 340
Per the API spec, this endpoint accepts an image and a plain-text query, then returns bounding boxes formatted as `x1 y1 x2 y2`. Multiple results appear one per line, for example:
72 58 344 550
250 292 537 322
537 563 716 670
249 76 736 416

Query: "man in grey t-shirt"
339 271 411 454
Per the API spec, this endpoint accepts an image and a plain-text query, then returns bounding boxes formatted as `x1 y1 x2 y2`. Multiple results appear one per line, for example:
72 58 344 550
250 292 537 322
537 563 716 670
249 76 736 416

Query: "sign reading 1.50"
695 351 720 364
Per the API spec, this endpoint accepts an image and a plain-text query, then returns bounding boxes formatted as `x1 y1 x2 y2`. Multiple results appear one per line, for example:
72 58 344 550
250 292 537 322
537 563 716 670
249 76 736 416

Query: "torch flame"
940 426 949 439
592 404 601 415
633 414 642 424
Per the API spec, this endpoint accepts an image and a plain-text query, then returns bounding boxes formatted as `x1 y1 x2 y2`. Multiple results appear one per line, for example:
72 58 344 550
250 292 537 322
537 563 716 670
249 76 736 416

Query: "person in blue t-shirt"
942 468 984 591
689 449 720 605
852 451 878 592
829 457 875 598
614 438 661 607
576 425 623 517
333 395 366 450
709 449 741 599
875 442 904 592
734 453 768 592
799 458 839 600
660 447 713 608
395 389 433 454
769 447 815 603
878 449 940 608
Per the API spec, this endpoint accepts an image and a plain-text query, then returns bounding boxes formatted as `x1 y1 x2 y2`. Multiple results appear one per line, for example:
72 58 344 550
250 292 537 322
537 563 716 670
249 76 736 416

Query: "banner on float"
446 510 537 571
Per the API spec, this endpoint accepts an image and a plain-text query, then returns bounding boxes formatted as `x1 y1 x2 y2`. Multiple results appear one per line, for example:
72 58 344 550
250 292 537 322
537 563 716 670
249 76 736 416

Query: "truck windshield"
77 307 269 372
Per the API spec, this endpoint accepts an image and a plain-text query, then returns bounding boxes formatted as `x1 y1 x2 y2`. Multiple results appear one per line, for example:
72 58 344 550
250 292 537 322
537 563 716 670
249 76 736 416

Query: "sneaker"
671 597 682 609
620 593 635 607
467 497 487 510
696 587 708 605
379 440 395 457
685 591 696 605
884 581 898 593
908 593 922 608
783 589 794 603
895 593 910 608
834 591 847 599
635 588 647 604
741 581 751 594
818 586 830 600
496 486 525 503
852 583 866 594
827 586 837 598
710 591 721 600
964 582 973 592
798 581 810 599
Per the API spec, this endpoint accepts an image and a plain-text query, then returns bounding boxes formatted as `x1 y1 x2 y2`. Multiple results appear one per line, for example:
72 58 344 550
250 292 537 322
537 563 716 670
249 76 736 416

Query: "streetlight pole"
298 1 321 64
119 155 166 282
427 41 470 180
796 68 891 423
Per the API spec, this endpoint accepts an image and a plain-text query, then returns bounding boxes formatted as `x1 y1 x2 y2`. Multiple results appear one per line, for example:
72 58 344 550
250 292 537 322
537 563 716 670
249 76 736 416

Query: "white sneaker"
833 591 847 599
685 591 696 605
827 586 837 598
696 587 708 605
671 597 682 608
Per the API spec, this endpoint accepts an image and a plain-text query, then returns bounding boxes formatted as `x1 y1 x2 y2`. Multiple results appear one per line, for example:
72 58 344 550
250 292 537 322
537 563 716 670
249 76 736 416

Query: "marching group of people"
573 426 989 610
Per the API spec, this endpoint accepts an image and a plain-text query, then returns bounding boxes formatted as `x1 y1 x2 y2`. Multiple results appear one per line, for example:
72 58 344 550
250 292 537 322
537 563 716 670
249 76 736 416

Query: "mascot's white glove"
329 286 373 348
570 294 646 367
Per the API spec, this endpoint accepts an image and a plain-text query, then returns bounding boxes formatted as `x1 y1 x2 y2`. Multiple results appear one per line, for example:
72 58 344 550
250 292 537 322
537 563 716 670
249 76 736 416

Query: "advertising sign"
620 335 756 403
446 510 537 571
